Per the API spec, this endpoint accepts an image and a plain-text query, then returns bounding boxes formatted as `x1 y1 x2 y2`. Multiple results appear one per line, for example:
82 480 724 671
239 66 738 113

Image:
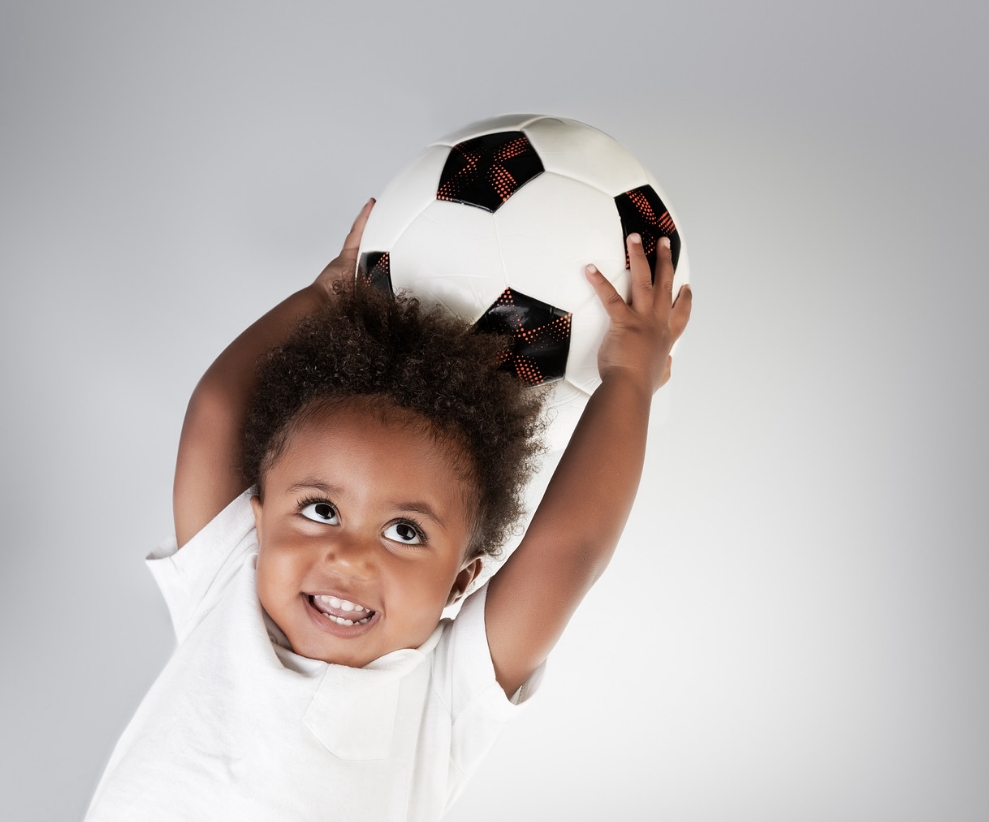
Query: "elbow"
184 372 242 431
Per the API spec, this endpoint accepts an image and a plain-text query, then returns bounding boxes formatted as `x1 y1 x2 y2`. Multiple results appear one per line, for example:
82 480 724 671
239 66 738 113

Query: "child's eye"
383 521 424 545
300 501 339 524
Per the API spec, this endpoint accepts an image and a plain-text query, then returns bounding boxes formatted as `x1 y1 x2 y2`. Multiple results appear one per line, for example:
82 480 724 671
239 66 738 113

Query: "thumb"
341 198 375 256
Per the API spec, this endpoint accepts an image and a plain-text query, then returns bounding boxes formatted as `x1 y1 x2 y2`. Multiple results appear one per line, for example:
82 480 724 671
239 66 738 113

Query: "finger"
585 264 629 322
341 197 375 255
653 236 675 315
626 233 653 312
670 283 693 339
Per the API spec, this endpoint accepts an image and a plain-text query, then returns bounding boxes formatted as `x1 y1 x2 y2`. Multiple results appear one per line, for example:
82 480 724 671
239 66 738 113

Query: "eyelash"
390 517 428 546
297 495 337 518
295 496 429 545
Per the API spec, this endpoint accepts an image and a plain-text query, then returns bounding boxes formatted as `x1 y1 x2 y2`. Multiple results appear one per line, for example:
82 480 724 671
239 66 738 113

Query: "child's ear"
448 557 482 605
250 495 264 543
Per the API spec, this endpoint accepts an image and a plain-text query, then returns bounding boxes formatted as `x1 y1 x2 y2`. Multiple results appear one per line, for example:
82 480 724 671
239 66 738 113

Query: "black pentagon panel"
437 131 544 213
357 251 394 294
474 288 571 386
614 185 681 278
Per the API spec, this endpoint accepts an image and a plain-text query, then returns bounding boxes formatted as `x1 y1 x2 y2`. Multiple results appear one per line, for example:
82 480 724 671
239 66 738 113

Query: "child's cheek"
255 540 295 608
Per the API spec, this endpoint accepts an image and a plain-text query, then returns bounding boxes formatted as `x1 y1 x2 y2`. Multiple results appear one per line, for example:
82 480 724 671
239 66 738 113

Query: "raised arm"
172 200 374 547
484 233 692 697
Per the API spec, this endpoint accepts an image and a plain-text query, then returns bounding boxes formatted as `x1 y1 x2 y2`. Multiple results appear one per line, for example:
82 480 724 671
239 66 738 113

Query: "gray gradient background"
2 2 987 820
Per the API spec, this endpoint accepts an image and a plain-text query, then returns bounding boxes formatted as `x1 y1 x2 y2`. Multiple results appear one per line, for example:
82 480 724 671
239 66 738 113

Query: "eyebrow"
286 480 448 531
288 480 342 496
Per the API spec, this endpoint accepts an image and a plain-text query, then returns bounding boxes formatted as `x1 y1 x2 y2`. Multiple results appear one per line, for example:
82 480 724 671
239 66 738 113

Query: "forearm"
484 372 653 696
525 372 653 581
196 283 329 413
173 283 331 545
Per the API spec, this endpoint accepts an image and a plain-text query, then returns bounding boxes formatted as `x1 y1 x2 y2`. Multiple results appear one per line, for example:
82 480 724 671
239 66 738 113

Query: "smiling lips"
308 594 376 626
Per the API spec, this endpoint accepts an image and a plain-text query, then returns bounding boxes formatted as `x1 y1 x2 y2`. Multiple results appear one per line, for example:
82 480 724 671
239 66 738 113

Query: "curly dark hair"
241 279 546 558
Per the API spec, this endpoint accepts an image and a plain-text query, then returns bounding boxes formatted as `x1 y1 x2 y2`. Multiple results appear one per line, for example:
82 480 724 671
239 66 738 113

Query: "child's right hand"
313 198 375 296
584 233 692 394
174 197 376 548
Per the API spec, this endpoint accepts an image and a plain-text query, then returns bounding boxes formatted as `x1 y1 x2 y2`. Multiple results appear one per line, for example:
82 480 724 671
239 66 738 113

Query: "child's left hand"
486 232 692 699
313 198 375 297
585 233 692 393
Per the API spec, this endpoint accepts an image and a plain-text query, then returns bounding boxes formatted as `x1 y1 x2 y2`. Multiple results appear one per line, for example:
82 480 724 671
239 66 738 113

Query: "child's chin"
292 633 377 668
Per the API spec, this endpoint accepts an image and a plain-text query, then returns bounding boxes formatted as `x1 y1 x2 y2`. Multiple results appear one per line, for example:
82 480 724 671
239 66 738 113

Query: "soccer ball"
357 114 689 450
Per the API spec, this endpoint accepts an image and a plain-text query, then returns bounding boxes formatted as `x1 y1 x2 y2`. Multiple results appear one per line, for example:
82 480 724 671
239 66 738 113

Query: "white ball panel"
433 114 545 147
565 262 632 392
523 117 648 197
546 379 588 405
566 307 609 389
389 200 506 323
494 173 626 311
568 364 604 395
360 145 451 251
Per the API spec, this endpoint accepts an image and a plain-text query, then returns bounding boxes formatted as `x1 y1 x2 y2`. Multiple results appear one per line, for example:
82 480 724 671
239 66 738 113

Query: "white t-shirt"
85 491 543 822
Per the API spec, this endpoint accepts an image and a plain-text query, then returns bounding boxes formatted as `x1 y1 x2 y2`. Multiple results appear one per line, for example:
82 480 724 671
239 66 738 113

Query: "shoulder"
432 584 546 716
147 489 259 642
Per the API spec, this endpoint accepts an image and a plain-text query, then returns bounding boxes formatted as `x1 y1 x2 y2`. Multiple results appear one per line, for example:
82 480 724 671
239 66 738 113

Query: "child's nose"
322 532 377 576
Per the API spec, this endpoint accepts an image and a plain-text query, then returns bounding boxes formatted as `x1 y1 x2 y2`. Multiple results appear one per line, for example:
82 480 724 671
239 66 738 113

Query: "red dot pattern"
437 144 481 203
614 185 681 276
487 136 532 203
436 131 544 213
486 288 573 386
625 190 675 267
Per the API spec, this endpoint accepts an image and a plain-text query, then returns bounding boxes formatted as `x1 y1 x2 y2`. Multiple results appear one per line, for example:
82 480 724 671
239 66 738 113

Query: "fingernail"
585 264 598 275
629 233 641 245
660 236 671 249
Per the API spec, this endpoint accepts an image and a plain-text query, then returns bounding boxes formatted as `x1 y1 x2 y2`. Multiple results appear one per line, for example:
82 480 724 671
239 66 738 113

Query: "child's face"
251 403 481 668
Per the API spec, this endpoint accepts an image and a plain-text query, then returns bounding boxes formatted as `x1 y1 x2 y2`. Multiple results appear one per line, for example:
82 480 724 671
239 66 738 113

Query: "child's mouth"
307 594 376 626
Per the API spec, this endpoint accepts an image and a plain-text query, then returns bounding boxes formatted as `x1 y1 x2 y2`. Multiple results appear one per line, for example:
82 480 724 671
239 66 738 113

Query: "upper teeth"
315 595 369 613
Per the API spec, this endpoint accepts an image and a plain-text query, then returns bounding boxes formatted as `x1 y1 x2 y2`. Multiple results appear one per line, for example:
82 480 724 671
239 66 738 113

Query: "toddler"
85 199 692 821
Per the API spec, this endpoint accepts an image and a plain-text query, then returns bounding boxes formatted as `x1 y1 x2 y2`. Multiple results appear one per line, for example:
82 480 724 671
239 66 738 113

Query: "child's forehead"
284 397 476 482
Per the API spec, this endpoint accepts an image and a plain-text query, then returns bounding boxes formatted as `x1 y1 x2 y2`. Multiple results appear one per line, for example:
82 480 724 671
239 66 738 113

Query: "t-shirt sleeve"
146 490 258 643
433 583 547 800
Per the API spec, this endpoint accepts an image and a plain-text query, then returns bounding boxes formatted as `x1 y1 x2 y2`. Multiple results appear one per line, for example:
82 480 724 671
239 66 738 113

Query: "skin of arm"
172 200 375 548
484 234 692 698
